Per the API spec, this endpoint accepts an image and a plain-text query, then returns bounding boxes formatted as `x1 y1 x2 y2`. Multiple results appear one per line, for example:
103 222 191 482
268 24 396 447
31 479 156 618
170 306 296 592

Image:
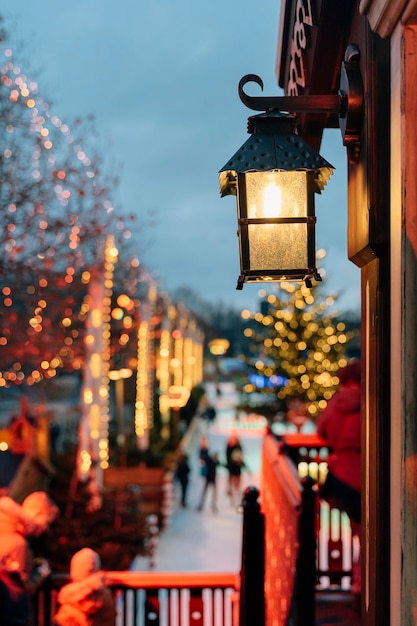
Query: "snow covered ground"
132 383 267 573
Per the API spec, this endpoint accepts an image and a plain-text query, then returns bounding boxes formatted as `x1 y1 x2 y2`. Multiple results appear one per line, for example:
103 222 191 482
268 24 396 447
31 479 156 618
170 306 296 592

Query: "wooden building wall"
276 1 417 623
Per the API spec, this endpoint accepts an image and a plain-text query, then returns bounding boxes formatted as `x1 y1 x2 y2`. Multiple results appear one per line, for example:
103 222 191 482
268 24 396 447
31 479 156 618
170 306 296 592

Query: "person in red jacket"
317 361 362 601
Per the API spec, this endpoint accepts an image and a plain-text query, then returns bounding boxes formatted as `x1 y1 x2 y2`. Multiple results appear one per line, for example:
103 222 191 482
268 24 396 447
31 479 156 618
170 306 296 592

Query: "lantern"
219 110 334 289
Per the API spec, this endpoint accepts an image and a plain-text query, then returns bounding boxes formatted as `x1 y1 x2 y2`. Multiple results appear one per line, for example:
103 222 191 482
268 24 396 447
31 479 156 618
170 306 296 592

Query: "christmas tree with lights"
241 279 360 422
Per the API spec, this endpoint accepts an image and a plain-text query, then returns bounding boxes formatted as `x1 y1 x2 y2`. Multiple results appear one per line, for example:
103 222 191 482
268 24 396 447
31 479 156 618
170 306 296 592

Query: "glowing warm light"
91 309 102 328
119 333 129 345
83 389 93 404
90 353 102 379
122 316 132 329
208 338 230 356
262 182 282 218
79 450 92 473
158 327 171 427
168 385 191 408
108 368 133 381
117 294 130 307
111 307 124 320
135 321 149 436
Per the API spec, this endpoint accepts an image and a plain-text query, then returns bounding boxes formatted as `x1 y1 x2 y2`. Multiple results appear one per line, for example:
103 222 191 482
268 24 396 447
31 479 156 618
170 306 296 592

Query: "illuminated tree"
0 20 141 386
241 281 359 420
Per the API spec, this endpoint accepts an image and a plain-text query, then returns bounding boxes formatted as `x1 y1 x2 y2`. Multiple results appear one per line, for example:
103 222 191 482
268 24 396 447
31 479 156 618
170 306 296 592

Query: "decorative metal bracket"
238 44 363 163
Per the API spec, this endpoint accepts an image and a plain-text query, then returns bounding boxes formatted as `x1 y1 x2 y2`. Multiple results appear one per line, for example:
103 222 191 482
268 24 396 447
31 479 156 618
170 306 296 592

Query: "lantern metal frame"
219 44 363 290
234 167 321 290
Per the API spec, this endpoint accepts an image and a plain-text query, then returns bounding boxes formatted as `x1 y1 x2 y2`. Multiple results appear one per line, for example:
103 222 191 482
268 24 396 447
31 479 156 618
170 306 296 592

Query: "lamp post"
219 45 363 290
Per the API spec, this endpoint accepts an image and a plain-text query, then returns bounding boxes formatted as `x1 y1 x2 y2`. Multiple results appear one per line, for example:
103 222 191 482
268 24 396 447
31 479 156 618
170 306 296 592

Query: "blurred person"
174 448 191 508
198 436 209 479
317 361 362 607
201 406 216 424
225 431 247 505
0 491 58 624
54 547 116 626
197 451 220 513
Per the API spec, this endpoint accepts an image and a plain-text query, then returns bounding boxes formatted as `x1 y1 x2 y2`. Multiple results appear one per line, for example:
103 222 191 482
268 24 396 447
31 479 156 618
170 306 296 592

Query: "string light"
0 41 125 386
135 321 149 437
77 236 117 484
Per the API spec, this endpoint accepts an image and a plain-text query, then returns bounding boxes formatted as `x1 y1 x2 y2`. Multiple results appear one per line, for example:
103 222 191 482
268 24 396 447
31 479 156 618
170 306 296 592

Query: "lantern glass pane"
243 170 309 270
248 223 308 269
245 171 308 219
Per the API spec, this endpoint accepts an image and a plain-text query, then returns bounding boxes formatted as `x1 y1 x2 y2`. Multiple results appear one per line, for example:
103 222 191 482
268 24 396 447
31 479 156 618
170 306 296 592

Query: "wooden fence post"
291 474 317 626
239 486 265 626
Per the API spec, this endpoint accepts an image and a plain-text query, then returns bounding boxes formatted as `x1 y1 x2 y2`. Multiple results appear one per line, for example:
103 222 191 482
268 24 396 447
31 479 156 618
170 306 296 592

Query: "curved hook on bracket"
238 73 342 114
238 74 281 112
236 43 363 163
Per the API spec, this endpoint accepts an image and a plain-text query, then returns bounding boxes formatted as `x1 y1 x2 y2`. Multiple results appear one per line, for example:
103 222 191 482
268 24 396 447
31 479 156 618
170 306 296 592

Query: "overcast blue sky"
2 0 360 314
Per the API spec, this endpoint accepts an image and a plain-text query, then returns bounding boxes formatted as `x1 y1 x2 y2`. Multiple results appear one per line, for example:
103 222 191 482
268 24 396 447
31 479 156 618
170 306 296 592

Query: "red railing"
36 571 239 626
261 433 303 626
277 432 355 588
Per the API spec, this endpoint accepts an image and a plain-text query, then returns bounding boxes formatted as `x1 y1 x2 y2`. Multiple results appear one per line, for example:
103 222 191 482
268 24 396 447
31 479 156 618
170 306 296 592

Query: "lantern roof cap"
219 111 334 198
